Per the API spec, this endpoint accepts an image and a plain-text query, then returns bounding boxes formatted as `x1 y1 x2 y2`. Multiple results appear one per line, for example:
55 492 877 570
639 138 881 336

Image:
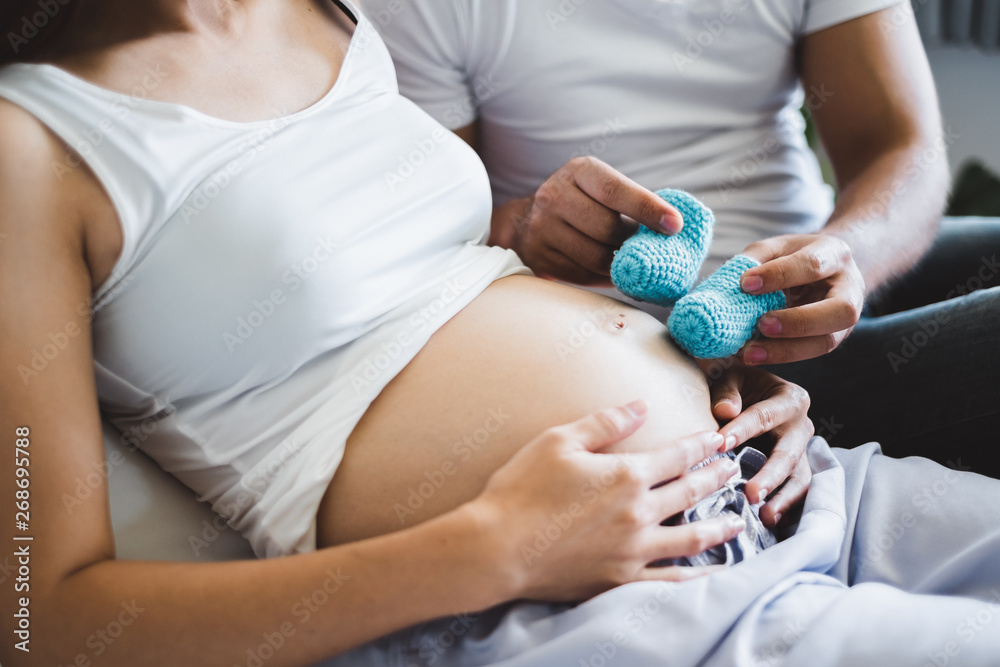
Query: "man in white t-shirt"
365 0 1000 476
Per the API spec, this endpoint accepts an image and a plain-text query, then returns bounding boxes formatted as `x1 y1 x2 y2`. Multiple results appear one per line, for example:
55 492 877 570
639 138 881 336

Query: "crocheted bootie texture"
668 255 786 359
610 188 714 306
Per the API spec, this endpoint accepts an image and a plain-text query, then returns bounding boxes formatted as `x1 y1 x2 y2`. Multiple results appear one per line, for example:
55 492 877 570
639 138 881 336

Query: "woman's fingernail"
757 488 769 503
773 512 783 525
624 399 647 417
724 434 738 451
723 459 740 477
729 516 747 532
660 212 683 234
708 432 726 450
741 274 763 293
758 315 781 336
745 346 767 364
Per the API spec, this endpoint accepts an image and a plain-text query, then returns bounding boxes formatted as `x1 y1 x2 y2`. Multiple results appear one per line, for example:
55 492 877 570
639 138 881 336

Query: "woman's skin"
0 1 809 664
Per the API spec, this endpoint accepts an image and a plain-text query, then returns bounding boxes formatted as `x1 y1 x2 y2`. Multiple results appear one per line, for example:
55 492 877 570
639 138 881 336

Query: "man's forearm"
819 134 949 296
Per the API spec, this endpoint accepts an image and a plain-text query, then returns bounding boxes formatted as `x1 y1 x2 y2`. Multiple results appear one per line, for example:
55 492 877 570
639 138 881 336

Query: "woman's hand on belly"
471 400 746 602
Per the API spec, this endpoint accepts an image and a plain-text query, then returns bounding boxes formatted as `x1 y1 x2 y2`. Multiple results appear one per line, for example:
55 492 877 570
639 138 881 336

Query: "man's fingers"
530 244 614 287
741 331 848 365
569 157 683 234
540 220 618 276
756 291 862 339
639 431 726 486
717 383 809 446
708 368 743 422
561 401 650 453
744 420 813 504
741 250 836 295
740 236 786 265
741 236 853 294
758 455 812 528
553 185 637 247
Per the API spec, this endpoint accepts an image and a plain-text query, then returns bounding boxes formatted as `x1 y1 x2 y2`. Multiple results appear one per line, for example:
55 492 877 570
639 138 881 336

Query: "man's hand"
700 360 814 527
489 156 684 286
739 233 866 365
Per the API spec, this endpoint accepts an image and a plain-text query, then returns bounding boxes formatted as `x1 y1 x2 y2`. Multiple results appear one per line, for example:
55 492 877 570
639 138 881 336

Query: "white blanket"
321 439 1000 666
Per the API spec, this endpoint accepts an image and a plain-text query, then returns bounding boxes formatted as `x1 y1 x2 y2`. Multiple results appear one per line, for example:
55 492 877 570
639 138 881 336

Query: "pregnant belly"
316 274 717 547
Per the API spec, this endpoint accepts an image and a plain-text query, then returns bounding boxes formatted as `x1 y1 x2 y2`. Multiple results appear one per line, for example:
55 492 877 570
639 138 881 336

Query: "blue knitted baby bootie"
610 188 714 306
667 255 786 359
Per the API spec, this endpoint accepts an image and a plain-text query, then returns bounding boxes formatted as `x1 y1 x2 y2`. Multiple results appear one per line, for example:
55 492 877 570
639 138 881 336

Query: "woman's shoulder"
0 97 75 218
0 96 110 271
0 95 61 161
0 94 82 205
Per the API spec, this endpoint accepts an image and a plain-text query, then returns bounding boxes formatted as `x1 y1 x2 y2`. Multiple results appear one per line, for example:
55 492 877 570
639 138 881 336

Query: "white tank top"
0 0 528 558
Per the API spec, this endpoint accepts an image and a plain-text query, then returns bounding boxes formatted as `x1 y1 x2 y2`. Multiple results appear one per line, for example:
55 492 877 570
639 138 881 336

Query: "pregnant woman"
2 1 1000 666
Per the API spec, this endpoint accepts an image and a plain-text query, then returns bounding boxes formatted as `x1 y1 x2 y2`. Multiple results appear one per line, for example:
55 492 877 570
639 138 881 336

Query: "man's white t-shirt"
365 0 904 277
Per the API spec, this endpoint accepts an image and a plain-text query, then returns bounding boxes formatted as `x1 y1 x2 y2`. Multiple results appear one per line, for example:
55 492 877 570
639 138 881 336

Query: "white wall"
925 46 1000 176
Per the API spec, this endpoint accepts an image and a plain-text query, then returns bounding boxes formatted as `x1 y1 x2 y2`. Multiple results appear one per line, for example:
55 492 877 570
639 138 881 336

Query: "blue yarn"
610 188 714 306
667 255 786 359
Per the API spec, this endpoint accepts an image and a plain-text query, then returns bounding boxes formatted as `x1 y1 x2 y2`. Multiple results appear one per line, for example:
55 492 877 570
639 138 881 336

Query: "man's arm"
805 3 947 291
739 5 948 364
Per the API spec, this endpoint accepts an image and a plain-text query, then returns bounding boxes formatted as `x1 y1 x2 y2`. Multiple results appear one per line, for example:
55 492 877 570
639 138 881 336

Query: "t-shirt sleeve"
361 0 476 129
801 0 908 35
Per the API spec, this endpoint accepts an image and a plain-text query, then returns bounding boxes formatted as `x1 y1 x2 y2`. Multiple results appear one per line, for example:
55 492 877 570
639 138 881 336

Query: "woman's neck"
48 0 293 60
